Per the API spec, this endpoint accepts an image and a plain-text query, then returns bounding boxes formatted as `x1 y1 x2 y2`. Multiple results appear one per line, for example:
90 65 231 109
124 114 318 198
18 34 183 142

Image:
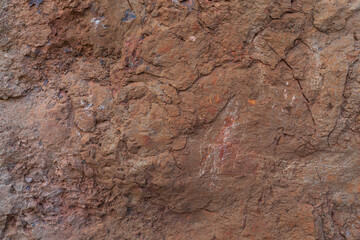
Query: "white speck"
290 95 296 105
99 105 105 110
25 177 33 183
172 0 179 4
91 18 101 25
286 81 289 86
85 103 93 110
189 36 196 42
284 93 288 99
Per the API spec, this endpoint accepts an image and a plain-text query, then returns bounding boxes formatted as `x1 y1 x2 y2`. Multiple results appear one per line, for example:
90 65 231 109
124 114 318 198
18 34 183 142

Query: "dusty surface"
1 0 360 239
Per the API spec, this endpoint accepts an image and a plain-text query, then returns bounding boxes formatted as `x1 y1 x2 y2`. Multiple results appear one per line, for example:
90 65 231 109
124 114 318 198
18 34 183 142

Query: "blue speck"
121 10 136 22
29 0 43 7
43 80 48 86
64 48 71 53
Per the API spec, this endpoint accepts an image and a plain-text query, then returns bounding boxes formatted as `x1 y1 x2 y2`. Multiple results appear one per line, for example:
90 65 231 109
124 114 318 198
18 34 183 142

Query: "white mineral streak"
199 99 241 188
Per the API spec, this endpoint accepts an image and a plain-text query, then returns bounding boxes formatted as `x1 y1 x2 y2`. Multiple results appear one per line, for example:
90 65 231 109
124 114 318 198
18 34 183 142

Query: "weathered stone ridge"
0 0 360 239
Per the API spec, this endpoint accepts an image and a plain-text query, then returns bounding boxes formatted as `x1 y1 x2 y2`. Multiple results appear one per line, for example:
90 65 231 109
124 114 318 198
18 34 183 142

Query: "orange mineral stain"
248 99 256 105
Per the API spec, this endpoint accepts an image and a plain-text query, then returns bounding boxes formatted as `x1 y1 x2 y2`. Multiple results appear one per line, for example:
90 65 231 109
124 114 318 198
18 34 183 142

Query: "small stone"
172 136 187 151
74 109 96 132
25 177 33 183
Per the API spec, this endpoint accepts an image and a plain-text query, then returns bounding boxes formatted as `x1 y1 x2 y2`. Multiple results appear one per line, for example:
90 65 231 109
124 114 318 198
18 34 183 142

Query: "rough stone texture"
0 0 360 239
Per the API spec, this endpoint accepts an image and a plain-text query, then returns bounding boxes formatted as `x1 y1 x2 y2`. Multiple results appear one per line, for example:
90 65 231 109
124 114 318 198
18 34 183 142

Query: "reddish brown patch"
214 94 222 103
140 135 152 146
218 142 233 162
157 42 173 54
121 36 144 69
212 76 218 85
222 117 235 130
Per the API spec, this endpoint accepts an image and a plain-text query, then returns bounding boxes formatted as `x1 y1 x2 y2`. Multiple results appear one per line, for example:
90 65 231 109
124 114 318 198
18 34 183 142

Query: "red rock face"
1 0 360 239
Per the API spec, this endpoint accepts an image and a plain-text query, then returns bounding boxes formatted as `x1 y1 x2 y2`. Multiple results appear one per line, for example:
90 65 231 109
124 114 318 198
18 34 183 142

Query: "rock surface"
1 0 360 239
